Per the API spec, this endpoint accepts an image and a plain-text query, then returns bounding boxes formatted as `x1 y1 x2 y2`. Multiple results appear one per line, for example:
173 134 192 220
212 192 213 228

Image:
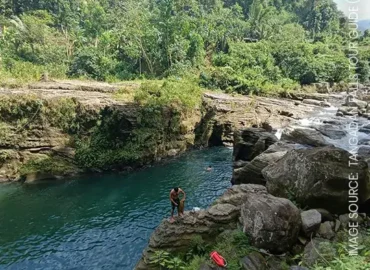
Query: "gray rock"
338 106 358 116
346 99 368 109
233 128 278 162
266 257 287 270
232 142 296 185
302 99 322 106
199 264 213 270
358 146 370 158
339 214 350 228
301 210 321 237
302 239 337 267
320 101 331 108
240 252 267 270
241 192 301 253
281 127 331 147
358 146 370 167
359 138 370 146
314 125 346 140
263 146 370 214
318 221 335 240
334 219 341 232
298 236 308 245
336 111 344 117
360 124 370 134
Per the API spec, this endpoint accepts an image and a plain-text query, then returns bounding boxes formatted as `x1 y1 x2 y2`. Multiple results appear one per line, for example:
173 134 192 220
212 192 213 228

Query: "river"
0 147 233 270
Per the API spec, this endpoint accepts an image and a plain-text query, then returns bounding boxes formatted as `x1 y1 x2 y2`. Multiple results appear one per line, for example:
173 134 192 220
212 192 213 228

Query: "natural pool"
0 147 233 270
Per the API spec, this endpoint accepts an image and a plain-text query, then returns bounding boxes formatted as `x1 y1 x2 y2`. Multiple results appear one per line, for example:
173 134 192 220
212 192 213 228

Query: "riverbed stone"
240 192 301 253
338 106 358 116
360 124 370 134
302 99 322 106
301 210 321 237
281 127 331 147
345 98 368 109
314 125 346 140
240 252 267 270
318 221 335 240
262 146 370 214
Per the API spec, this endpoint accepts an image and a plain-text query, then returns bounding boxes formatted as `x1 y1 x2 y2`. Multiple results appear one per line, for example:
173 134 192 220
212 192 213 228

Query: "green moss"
20 156 77 176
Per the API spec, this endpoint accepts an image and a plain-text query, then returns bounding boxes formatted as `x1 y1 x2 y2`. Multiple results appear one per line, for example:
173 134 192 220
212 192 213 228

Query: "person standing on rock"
169 187 186 223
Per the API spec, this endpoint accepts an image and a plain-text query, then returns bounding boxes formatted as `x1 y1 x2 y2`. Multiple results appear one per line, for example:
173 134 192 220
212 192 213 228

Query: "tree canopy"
0 0 369 93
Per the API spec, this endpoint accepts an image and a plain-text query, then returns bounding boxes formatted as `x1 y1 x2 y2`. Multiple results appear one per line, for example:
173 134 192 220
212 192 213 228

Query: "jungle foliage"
1 0 369 94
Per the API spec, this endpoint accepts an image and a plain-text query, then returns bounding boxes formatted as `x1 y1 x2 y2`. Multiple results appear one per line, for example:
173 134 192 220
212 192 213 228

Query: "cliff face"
0 80 313 182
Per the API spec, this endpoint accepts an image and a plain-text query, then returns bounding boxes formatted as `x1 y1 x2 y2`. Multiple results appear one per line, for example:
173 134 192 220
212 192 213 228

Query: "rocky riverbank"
0 80 318 183
136 86 370 269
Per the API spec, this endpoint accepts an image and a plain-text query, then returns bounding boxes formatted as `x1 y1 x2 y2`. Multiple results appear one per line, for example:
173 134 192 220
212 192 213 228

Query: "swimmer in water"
206 166 212 171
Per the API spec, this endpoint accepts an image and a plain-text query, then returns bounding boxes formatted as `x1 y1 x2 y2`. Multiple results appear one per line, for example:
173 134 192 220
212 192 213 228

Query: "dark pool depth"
0 147 233 270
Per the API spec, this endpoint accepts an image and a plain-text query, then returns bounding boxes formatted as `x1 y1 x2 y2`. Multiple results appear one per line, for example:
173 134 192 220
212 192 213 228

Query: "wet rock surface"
281 127 331 147
263 146 370 214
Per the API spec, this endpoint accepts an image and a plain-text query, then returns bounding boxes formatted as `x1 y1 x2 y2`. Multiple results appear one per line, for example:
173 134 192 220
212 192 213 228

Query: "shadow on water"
0 147 233 270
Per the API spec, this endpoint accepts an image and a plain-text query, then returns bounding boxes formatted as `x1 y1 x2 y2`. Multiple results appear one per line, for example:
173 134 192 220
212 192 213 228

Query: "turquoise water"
0 147 232 270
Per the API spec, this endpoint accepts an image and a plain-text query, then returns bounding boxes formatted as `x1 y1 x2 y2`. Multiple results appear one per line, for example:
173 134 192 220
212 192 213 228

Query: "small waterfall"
275 129 283 140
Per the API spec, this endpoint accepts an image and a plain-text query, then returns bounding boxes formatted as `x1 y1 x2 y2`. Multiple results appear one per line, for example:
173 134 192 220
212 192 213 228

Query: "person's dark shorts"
171 198 180 210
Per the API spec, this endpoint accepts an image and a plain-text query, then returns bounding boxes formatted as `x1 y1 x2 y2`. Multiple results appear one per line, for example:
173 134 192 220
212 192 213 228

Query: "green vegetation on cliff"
148 230 370 270
0 79 204 177
75 79 203 170
1 0 370 93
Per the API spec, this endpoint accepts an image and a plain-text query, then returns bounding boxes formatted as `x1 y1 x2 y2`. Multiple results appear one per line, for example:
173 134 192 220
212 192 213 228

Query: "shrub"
68 47 118 81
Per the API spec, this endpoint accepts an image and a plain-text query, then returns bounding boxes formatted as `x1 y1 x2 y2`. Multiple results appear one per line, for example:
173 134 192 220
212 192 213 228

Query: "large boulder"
233 128 278 162
240 192 301 254
135 184 267 270
232 142 296 185
314 125 347 140
262 146 370 214
301 210 321 237
281 127 331 147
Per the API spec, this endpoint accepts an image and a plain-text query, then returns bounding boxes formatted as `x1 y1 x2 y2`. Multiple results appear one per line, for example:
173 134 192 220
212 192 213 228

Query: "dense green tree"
0 0 368 91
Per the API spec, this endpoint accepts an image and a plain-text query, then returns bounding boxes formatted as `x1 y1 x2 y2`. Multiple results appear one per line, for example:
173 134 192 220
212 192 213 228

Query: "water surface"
0 147 233 270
